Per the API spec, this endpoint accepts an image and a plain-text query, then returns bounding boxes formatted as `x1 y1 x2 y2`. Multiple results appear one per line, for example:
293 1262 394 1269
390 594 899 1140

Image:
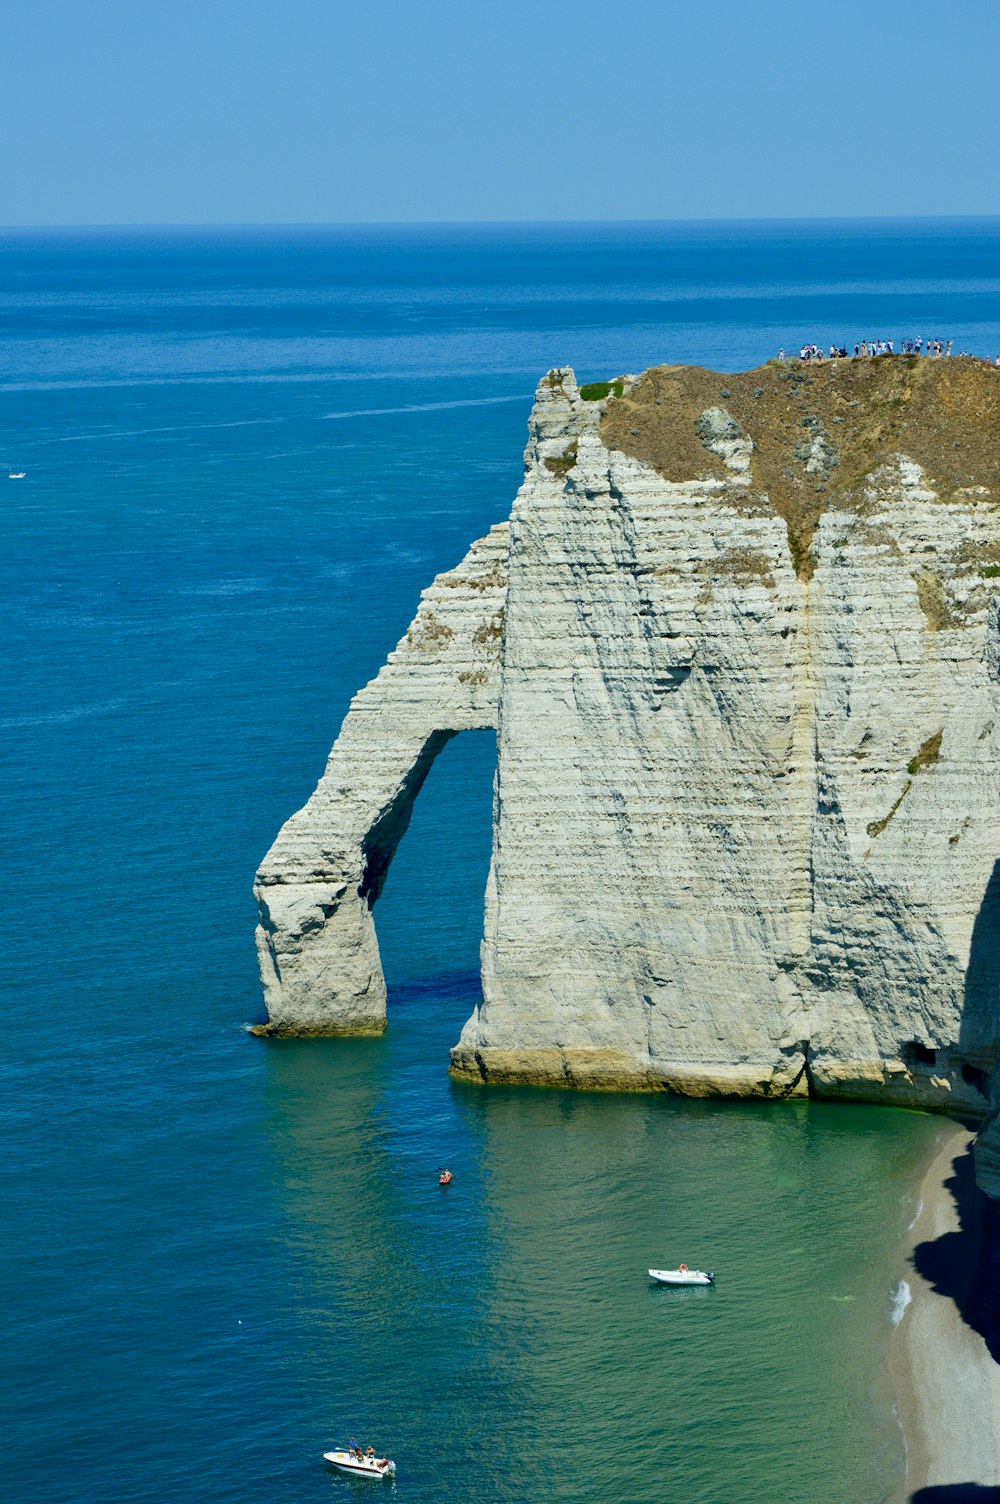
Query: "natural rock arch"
252 523 508 1035
254 361 1000 1204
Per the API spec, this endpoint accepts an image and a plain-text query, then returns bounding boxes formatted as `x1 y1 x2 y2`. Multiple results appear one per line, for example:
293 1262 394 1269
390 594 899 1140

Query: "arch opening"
375 728 498 1014
359 729 458 906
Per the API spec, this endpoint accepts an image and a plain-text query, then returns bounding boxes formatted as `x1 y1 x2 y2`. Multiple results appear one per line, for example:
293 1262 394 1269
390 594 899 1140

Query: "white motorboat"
649 1266 715 1286
324 1449 396 1478
8 472 25 480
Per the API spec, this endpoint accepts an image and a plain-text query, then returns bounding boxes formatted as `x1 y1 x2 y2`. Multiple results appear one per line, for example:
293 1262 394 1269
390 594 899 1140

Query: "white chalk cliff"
255 358 1000 1195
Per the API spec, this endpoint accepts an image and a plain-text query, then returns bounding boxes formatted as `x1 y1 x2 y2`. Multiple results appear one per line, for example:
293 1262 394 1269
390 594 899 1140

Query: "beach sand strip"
890 1122 1000 1501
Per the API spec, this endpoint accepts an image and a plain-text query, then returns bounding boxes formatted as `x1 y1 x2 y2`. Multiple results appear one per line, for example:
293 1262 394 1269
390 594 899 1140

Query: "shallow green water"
261 969 942 1504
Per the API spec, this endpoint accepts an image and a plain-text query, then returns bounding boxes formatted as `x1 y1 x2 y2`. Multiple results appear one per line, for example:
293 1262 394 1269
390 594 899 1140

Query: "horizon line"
2 212 1000 234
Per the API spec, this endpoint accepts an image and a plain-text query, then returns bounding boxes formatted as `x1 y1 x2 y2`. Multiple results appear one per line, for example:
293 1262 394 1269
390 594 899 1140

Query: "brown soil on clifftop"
601 357 1000 577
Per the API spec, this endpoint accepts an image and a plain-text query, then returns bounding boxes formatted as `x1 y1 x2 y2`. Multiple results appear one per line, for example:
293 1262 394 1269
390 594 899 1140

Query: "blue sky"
5 0 999 225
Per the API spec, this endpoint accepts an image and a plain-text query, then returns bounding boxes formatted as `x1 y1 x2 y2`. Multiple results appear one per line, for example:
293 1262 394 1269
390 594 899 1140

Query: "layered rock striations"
255 358 1000 1188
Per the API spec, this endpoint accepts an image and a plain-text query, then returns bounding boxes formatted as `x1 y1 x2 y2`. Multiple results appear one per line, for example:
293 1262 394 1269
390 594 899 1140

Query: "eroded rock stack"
255 358 1000 1191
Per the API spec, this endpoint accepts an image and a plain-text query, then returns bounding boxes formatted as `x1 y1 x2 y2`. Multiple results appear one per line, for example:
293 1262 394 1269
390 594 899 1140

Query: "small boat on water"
438 1168 453 1186
8 472 25 479
649 1266 715 1287
323 1449 396 1478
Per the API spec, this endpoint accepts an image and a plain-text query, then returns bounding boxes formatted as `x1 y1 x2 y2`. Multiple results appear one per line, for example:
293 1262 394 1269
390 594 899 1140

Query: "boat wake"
321 393 530 421
890 1280 912 1326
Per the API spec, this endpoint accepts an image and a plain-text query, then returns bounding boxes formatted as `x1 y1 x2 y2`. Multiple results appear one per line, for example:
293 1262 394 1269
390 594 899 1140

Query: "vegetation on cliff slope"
601 357 1000 579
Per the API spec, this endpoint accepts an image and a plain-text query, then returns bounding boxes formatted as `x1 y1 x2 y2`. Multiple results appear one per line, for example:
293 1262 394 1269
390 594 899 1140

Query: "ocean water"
5 219 999 1504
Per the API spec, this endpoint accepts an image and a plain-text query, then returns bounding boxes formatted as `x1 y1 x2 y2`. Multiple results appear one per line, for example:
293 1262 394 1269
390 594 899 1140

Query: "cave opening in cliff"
905 1041 938 1070
371 728 497 1022
961 1062 990 1097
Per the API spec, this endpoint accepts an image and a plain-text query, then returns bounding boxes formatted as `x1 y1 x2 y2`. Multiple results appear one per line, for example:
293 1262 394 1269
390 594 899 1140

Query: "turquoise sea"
5 220 1000 1504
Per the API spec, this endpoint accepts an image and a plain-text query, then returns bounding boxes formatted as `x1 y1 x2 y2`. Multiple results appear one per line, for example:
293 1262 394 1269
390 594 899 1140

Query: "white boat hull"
648 1268 715 1286
324 1451 395 1478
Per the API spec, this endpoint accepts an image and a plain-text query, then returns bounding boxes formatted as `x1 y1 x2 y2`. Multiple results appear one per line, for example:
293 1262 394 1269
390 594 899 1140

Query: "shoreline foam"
889 1122 1000 1500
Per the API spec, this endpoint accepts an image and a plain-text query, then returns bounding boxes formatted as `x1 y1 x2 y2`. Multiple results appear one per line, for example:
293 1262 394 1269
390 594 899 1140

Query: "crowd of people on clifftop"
778 338 1000 364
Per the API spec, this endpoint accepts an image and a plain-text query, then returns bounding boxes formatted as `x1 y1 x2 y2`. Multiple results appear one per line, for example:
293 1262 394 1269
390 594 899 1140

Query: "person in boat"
365 1447 376 1458
678 1263 687 1272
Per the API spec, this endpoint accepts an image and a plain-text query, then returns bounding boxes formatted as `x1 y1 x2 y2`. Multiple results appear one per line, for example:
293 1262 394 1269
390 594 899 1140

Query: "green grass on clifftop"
580 378 624 402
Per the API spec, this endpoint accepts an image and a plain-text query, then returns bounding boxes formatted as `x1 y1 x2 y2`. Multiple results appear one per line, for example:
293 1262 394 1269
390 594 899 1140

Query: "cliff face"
255 358 1000 1189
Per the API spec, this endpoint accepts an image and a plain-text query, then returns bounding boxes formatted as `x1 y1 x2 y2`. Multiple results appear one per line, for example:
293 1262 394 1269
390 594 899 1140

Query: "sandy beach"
890 1121 1000 1502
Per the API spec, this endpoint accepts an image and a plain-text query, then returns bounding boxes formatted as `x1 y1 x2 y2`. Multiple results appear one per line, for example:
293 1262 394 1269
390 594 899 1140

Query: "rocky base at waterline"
247 1019 386 1039
255 356 1000 1193
444 1044 809 1095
